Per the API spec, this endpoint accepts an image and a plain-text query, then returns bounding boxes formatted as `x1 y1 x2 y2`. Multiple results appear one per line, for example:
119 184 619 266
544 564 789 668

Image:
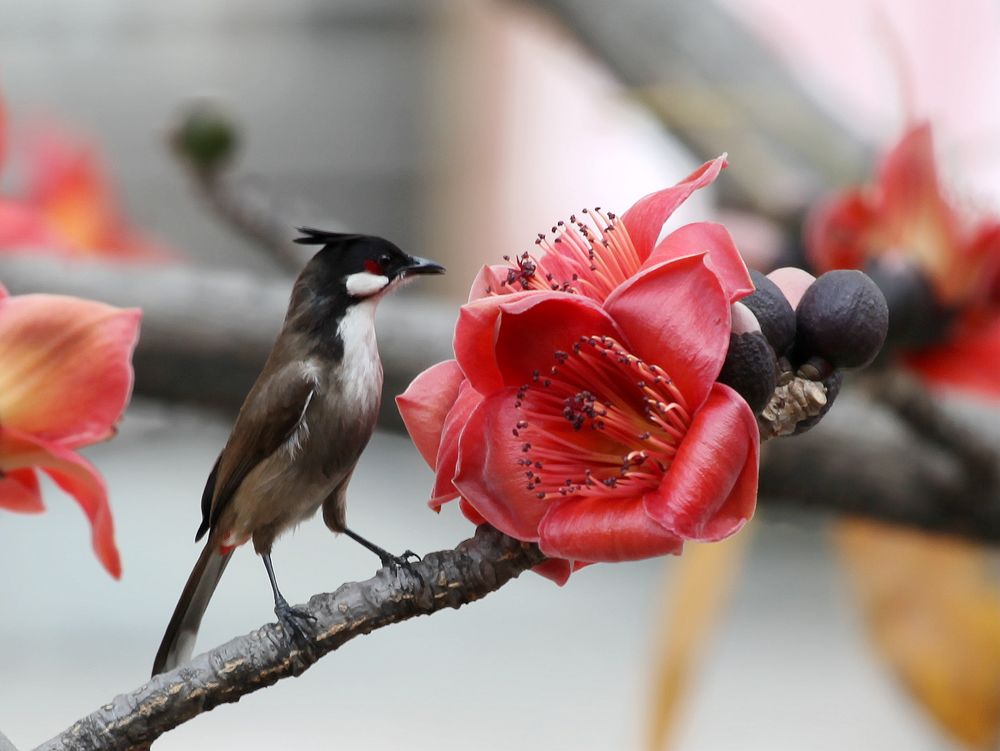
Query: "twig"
759 391 1000 543
33 526 544 751
184 170 325 274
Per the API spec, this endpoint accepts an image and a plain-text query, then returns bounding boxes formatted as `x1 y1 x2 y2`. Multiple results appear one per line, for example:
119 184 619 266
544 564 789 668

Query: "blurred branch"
760 391 1000 544
34 526 544 751
184 172 319 273
0 730 20 751
526 0 870 218
169 101 333 274
0 255 454 426
863 369 999 488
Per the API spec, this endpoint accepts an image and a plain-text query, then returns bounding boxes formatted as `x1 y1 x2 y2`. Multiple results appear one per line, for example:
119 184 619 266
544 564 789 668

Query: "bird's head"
294 228 445 301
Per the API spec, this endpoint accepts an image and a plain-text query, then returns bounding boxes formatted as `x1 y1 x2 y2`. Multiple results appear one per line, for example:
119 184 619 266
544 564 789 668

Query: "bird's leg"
262 553 314 645
342 527 422 578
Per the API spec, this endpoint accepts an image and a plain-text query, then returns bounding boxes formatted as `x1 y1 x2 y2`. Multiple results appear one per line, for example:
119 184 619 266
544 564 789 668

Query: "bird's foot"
274 596 315 648
379 549 424 586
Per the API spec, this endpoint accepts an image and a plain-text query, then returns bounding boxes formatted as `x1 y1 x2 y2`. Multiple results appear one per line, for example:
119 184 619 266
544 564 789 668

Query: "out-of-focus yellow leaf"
835 519 1000 750
646 531 751 751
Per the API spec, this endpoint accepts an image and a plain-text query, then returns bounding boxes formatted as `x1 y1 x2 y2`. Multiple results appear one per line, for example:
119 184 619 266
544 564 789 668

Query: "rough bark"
33 526 544 751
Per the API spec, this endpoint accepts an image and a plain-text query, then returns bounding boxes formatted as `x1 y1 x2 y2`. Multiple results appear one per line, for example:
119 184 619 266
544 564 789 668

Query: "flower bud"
741 270 796 354
170 102 240 177
863 257 953 349
796 270 888 368
718 331 778 414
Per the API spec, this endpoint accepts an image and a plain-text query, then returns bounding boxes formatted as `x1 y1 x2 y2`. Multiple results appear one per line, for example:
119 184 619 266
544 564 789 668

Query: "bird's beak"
402 256 446 276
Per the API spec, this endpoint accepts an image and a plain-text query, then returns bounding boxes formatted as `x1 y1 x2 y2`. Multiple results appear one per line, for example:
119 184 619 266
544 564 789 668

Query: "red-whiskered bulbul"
152 229 444 676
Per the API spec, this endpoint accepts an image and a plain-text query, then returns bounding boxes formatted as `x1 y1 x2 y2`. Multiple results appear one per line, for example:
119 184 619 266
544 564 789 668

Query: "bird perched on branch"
152 229 445 675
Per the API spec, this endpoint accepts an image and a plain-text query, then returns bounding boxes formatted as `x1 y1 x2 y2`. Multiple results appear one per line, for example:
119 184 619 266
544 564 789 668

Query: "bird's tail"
152 542 233 676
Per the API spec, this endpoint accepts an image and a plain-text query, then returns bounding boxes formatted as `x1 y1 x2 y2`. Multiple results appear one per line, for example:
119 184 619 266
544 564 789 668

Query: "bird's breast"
333 300 384 419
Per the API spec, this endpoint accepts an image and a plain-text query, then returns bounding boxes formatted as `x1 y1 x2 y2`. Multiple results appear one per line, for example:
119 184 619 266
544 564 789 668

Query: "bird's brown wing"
195 367 316 541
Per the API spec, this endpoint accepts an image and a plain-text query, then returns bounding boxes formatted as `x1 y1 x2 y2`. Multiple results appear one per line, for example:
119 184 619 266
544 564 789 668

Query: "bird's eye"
379 254 392 267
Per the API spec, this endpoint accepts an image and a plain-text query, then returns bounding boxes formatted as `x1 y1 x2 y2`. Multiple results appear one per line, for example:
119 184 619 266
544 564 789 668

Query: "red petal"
905 318 1000 399
878 124 953 243
645 222 754 303
621 155 727 259
0 427 121 577
493 293 620 388
458 498 487 525
396 359 465 469
430 381 483 507
538 495 684 562
643 383 759 541
453 292 530 394
0 294 140 447
0 468 44 513
467 264 512 302
532 559 573 585
804 191 876 274
0 283 7 299
453 390 549 541
605 254 730 411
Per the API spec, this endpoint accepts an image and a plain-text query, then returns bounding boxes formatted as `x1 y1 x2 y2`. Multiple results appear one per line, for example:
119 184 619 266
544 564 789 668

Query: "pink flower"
807 123 1000 397
400 159 758 583
0 283 141 577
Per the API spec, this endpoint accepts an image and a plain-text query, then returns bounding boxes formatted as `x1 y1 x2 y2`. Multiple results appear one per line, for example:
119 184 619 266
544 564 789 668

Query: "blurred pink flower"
0 93 168 259
0 283 141 577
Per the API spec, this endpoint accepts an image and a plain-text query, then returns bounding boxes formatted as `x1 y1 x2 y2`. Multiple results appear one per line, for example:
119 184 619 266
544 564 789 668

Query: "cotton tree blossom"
808 123 1000 397
400 158 760 583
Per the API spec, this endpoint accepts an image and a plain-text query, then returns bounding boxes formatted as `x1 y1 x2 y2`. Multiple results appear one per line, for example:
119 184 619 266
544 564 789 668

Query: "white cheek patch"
345 271 390 298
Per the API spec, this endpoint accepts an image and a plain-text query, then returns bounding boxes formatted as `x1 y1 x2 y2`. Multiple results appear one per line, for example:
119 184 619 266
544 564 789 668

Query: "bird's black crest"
293 227 363 246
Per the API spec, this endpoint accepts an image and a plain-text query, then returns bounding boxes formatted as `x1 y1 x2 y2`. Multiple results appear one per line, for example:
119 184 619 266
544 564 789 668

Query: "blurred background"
1 1 998 750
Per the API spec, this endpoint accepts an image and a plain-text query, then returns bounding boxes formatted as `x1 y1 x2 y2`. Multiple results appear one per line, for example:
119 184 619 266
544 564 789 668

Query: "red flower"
0 94 167 258
807 123 1000 397
400 161 758 583
0 283 141 577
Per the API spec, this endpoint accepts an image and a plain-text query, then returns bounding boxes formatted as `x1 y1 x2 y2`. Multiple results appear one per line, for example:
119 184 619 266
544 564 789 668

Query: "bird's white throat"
336 300 383 415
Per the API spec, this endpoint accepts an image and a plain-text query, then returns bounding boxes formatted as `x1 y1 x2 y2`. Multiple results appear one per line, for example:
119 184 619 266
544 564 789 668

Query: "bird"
152 229 445 676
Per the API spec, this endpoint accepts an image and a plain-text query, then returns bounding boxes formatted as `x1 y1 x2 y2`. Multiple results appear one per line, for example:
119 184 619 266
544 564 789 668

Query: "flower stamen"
514 335 689 500
498 208 643 301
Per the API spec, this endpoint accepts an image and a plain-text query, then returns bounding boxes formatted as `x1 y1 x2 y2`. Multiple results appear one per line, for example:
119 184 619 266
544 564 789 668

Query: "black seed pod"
718 331 778 414
741 270 797 355
796 270 888 368
793 370 843 435
863 258 954 350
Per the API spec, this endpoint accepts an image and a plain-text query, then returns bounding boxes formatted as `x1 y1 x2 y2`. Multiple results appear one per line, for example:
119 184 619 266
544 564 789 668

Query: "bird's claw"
274 597 315 648
379 550 425 586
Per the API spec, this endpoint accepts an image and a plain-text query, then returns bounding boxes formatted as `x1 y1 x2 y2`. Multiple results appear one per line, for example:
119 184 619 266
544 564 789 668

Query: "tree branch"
34 526 544 751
